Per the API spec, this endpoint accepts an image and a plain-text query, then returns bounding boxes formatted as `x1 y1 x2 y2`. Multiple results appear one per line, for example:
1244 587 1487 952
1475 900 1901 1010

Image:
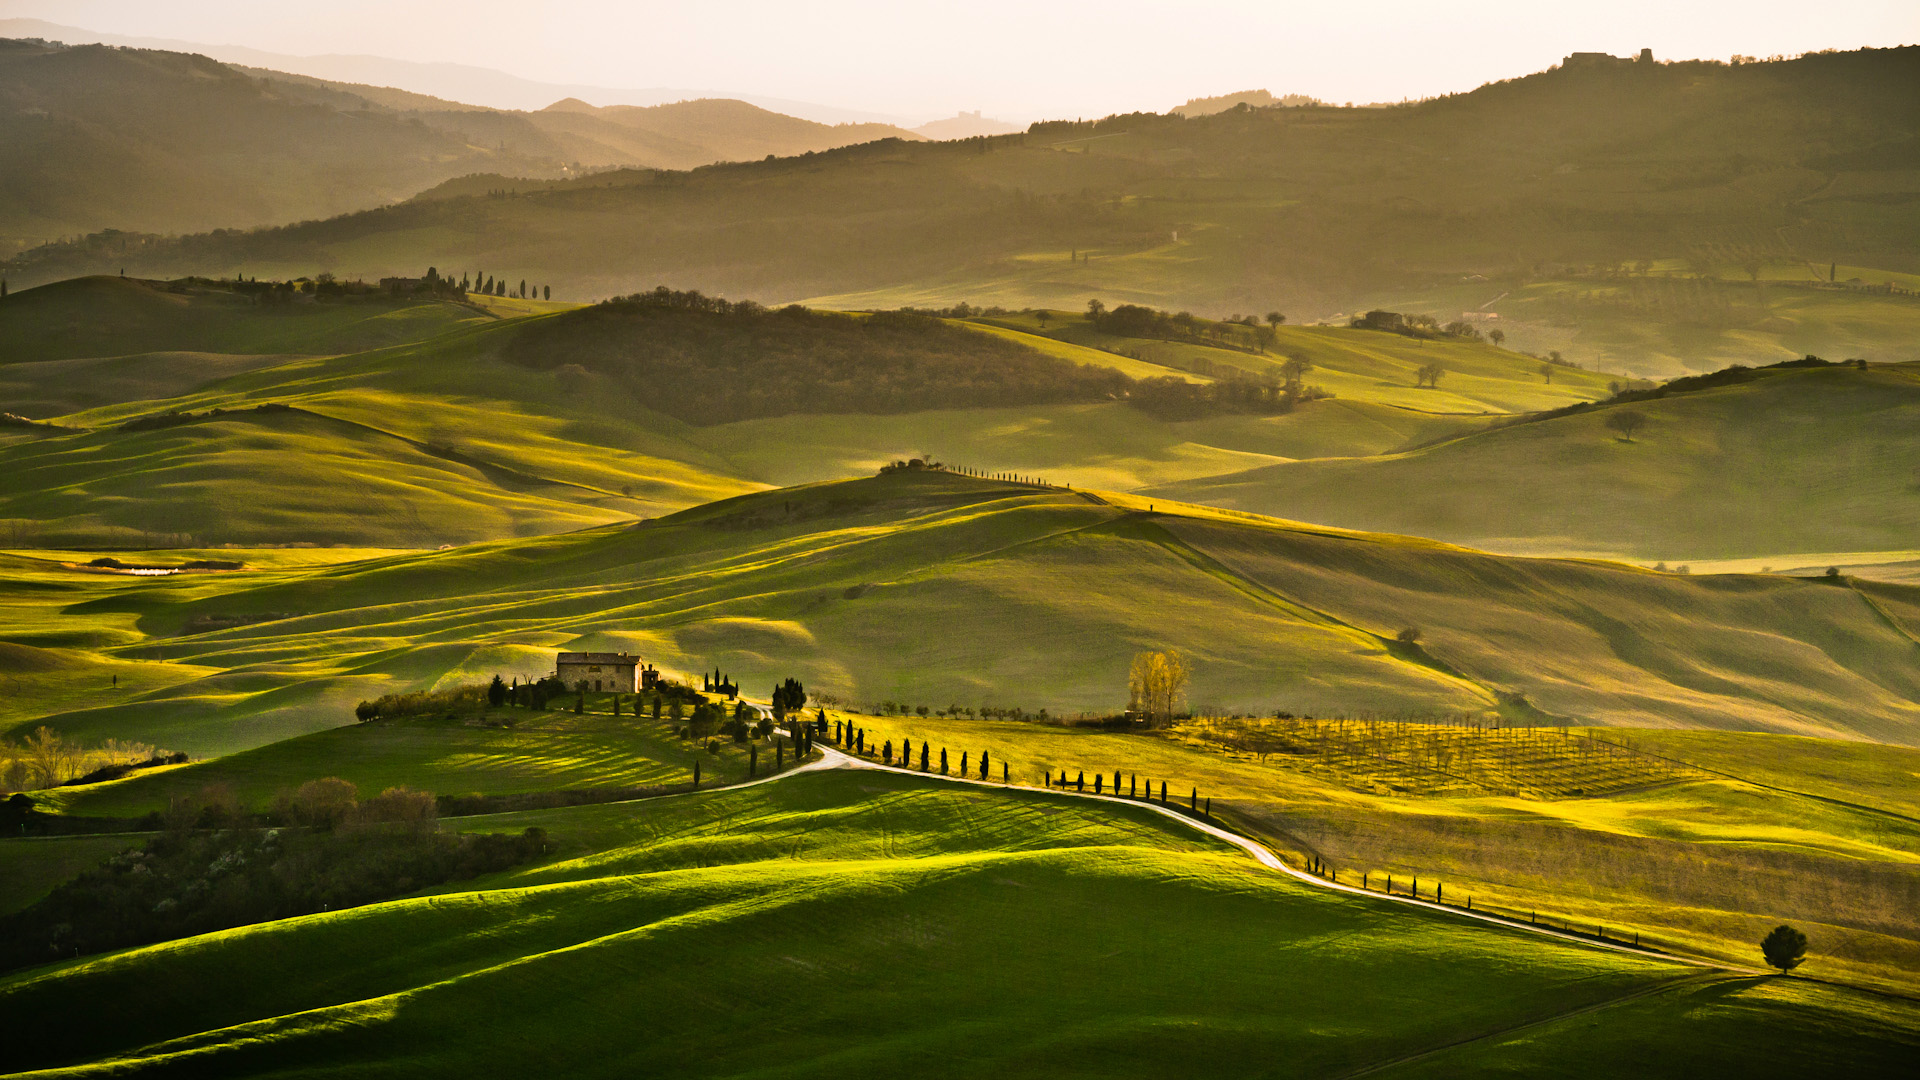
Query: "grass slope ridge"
1152 361 1920 560
13 471 1920 757
3 769 1911 1078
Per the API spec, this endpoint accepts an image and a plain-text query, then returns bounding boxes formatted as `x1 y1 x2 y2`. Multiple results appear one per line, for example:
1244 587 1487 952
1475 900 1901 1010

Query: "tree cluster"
0 798 547 972
1128 650 1191 727
504 289 1131 425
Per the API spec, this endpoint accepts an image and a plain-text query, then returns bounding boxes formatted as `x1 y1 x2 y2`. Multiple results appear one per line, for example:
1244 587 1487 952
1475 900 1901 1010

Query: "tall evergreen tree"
921 743 930 770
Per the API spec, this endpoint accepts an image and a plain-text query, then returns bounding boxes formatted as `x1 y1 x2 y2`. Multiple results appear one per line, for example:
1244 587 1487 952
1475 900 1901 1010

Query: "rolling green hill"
0 283 1606 547
1153 360 1920 561
3 769 1912 1077
10 471 1920 760
0 275 493 367
11 48 1914 376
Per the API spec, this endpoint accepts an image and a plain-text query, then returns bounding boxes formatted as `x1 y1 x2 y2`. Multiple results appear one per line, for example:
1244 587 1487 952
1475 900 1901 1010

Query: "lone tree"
1539 363 1554 384
1761 924 1807 973
1128 650 1191 727
1266 311 1286 331
1605 409 1649 442
1488 328 1504 347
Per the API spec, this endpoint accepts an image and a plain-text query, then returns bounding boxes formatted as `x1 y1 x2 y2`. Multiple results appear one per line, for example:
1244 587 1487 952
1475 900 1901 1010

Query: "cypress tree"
1190 787 1197 810
883 740 893 764
921 743 930 770
961 751 969 775
1129 775 1136 797
1114 769 1121 791
1076 771 1085 791
940 748 949 774
980 751 990 779
856 730 865 754
1002 761 1009 782
1094 774 1103 794
1160 781 1168 804
902 737 913 765
693 760 701 789
575 691 584 714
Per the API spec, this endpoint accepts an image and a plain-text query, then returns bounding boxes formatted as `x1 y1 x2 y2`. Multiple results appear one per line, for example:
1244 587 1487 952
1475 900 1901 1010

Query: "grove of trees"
1128 650 1191 726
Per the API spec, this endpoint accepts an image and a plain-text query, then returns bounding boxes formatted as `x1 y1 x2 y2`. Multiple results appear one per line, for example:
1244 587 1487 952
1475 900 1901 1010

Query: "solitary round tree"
1761 924 1808 973
1604 409 1649 442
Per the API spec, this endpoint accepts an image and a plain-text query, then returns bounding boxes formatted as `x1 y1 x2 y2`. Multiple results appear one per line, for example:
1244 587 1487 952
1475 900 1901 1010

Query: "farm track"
804 737 1748 972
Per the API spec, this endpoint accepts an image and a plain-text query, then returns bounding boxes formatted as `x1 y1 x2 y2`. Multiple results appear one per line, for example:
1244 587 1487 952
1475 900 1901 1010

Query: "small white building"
556 651 640 693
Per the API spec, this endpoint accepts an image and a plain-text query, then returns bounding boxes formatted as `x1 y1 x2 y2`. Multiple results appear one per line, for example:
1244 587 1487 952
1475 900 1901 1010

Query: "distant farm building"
556 651 655 692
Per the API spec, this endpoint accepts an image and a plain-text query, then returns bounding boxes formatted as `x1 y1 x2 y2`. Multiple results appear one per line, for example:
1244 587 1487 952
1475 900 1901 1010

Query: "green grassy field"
33 698 749 820
1155 361 1920 560
3 768 1911 1078
0 277 494 366
7 471 1919 767
979 312 1619 414
827 711 1920 995
0 283 1597 549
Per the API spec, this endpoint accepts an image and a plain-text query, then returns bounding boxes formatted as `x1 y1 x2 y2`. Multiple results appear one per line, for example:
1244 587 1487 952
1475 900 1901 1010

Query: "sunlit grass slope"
835 711 1920 993
0 314 766 546
979 312 1619 413
1154 362 1920 560
14 471 1920 758
4 769 1909 1078
0 276 492 366
38 701 739 820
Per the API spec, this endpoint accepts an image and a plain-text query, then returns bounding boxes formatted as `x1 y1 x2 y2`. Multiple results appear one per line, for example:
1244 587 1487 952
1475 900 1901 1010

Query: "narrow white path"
804 736 1749 972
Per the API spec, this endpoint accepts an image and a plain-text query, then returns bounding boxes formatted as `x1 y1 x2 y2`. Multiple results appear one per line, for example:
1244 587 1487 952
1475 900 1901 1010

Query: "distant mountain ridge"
0 17 910 124
0 36 925 249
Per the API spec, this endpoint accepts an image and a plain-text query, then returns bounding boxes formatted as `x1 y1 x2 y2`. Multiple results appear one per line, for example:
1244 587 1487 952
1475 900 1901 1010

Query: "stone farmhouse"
555 651 657 692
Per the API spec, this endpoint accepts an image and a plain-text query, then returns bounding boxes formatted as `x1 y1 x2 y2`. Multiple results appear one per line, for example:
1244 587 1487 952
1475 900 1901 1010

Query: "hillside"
0 38 927 255
9 471 1919 759
0 276 493 368
10 48 1915 375
9 770 1910 1077
1 283 1613 547
1153 360 1920 561
0 40 560 248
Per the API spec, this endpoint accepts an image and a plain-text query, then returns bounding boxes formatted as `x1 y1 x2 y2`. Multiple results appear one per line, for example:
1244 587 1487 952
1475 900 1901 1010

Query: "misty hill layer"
0 39 924 250
11 48 1913 328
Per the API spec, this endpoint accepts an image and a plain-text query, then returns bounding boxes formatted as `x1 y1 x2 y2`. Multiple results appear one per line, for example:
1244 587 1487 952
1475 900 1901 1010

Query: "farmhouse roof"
557 651 639 665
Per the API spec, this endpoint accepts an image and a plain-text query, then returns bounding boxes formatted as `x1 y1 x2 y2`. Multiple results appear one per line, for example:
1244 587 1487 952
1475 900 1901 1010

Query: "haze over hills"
0 17 911 124
9 46 1913 375
0 37 924 250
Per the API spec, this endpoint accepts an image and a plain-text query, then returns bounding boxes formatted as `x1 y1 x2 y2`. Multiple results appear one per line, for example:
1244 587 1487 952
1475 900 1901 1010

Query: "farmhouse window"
589 665 602 672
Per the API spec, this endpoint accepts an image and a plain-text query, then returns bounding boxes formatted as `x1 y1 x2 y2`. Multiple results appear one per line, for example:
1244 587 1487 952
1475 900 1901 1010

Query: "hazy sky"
3 0 1914 121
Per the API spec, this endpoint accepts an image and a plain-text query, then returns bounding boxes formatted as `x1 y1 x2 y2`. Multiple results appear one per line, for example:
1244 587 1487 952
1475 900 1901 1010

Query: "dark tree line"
504 288 1133 425
504 287 1338 425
